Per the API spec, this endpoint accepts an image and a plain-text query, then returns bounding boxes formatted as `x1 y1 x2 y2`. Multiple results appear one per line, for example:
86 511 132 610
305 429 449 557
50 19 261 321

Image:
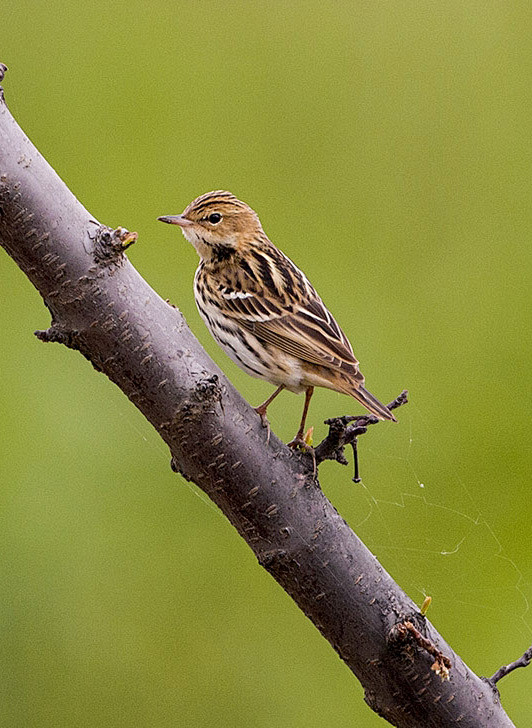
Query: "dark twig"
485 644 532 688
352 438 360 483
390 620 452 681
314 390 409 479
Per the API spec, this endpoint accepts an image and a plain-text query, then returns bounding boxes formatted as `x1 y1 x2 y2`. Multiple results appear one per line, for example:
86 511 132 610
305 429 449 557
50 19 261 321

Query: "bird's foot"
253 405 271 444
287 436 316 475
287 436 312 451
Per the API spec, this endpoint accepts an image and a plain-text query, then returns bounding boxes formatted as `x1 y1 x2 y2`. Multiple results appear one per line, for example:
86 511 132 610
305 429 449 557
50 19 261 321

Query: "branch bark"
0 67 515 727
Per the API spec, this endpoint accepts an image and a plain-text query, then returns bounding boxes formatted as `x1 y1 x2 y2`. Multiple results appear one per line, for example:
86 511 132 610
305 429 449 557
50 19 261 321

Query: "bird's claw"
287 437 316 475
254 407 271 444
287 436 310 451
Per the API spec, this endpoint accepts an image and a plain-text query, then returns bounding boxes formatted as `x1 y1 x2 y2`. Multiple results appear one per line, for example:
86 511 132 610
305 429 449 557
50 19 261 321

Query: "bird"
158 190 396 450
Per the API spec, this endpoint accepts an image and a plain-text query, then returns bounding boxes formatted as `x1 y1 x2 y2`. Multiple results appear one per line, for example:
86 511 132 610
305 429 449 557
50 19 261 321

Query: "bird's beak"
157 215 194 227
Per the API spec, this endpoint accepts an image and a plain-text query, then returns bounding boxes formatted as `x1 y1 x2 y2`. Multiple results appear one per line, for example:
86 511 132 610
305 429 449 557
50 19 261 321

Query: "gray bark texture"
0 67 515 727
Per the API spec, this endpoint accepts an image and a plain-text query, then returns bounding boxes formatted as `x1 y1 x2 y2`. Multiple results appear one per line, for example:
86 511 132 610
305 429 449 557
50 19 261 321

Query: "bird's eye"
207 213 222 224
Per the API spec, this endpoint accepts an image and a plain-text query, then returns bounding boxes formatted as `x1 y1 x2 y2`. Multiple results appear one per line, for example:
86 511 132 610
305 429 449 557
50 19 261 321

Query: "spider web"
333 402 532 644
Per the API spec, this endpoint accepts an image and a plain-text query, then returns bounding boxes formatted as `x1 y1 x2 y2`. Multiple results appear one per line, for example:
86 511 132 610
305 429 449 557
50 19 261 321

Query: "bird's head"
158 190 263 261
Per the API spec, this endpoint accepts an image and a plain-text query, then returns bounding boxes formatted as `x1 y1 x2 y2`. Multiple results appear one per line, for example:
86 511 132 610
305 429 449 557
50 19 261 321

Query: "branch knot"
34 325 78 349
195 374 222 406
92 225 137 264
389 618 451 681
0 62 7 101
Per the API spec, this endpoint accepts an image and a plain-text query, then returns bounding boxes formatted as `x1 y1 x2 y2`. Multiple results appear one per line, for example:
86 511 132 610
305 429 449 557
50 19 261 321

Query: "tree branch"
0 67 516 727
486 645 532 688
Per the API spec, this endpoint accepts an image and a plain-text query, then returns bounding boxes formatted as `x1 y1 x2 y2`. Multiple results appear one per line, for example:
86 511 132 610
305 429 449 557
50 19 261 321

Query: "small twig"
352 438 360 483
485 644 532 688
314 390 408 479
390 619 451 681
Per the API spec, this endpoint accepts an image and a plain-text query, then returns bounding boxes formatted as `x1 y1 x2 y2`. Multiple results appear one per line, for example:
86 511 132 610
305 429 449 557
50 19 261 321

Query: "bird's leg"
288 386 314 448
287 387 316 474
254 384 285 439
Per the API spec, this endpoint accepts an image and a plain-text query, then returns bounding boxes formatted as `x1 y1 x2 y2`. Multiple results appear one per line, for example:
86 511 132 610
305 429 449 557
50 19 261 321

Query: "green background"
1 1 531 725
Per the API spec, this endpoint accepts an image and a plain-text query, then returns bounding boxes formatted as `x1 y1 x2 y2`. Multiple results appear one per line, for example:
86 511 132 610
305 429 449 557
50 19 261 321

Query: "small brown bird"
158 191 395 448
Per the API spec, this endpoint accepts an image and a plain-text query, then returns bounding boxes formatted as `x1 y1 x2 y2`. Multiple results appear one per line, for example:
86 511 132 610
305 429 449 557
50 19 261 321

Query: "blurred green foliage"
1 1 532 726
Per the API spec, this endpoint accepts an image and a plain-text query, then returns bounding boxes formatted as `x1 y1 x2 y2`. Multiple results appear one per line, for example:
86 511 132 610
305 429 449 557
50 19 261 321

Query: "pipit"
158 191 395 449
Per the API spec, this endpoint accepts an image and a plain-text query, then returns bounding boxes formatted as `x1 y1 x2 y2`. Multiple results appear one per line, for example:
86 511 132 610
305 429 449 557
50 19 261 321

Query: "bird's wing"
249 300 359 371
219 254 361 373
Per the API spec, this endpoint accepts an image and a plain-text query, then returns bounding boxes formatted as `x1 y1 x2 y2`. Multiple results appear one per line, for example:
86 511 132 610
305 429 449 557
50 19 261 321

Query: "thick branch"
0 69 514 727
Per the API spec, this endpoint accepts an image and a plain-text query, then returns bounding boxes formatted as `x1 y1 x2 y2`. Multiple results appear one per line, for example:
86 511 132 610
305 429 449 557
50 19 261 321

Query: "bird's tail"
347 384 397 422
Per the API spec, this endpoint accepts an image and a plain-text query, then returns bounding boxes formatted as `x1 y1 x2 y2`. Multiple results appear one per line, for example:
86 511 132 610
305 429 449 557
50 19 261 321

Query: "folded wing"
219 264 363 381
